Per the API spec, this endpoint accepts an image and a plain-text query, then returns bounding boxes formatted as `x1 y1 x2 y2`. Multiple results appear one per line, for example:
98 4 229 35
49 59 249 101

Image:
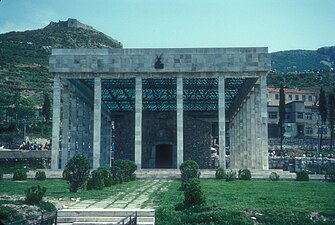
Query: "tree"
278 85 286 151
42 93 51 128
318 88 327 153
328 93 335 151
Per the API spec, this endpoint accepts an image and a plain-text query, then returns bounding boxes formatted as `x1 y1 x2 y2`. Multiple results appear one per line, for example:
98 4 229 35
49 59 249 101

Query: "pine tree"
278 85 285 151
42 93 51 129
318 88 327 152
328 93 335 151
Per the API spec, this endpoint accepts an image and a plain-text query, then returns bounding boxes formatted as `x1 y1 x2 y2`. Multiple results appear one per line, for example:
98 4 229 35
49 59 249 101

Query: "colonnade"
229 75 268 170
51 77 112 170
51 74 267 170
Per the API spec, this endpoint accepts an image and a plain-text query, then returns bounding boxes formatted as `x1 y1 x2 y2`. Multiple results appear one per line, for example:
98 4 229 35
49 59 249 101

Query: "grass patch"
1 178 335 224
0 179 149 200
155 179 335 225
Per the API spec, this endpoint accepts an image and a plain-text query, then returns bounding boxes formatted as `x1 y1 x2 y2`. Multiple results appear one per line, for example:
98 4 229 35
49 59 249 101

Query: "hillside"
0 19 122 109
271 47 335 73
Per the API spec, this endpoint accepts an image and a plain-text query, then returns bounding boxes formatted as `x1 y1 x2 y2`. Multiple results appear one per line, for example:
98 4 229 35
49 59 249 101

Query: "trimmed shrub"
110 160 137 184
269 172 280 181
110 165 124 185
0 169 3 180
62 154 90 192
13 169 27 181
225 170 237 182
180 160 200 181
87 170 105 190
325 170 335 182
96 167 113 187
238 169 252 180
35 171 46 181
24 185 46 205
296 170 309 181
183 178 206 207
215 168 225 179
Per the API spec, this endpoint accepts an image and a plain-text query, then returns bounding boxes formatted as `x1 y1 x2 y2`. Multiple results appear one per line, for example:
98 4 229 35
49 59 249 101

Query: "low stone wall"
269 156 335 173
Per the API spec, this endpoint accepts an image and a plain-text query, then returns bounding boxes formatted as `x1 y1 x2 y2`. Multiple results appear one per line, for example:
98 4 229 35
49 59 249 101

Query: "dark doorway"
156 144 173 168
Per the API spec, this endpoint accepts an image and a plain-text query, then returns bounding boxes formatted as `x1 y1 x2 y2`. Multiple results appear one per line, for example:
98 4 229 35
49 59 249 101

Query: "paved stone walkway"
51 180 172 210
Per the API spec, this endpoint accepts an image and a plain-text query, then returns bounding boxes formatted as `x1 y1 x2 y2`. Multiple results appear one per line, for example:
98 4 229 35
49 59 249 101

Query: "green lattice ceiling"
80 78 257 112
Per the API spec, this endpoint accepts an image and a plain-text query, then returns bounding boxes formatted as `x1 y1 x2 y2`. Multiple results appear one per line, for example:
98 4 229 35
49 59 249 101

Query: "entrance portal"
155 144 173 168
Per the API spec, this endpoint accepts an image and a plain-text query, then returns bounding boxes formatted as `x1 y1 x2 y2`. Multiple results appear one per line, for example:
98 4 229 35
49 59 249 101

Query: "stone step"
71 222 152 225
58 209 154 218
58 216 154 223
57 209 155 225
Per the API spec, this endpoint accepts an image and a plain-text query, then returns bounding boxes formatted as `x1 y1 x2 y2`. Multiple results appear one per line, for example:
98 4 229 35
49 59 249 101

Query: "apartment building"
267 88 328 138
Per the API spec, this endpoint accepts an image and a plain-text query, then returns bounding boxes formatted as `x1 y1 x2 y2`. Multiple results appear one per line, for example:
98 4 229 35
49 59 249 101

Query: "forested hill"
271 47 335 73
0 19 122 109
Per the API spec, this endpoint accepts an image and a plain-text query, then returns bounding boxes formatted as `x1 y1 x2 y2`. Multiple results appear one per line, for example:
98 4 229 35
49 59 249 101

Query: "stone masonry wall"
269 156 335 173
113 112 212 169
184 112 212 169
114 112 135 161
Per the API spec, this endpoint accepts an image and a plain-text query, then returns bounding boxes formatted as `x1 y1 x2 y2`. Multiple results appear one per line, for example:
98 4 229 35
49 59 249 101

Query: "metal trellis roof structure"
80 77 258 112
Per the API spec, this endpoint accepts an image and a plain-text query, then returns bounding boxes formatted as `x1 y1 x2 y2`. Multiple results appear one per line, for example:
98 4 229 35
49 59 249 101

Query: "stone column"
106 119 112 167
51 75 61 170
61 88 70 169
246 96 252 169
93 77 102 169
260 75 269 169
135 75 142 169
70 95 77 159
83 103 90 159
229 118 235 169
177 74 184 169
254 83 262 169
100 117 107 167
238 108 243 169
250 89 256 169
242 100 247 168
77 99 84 155
218 76 226 169
89 108 94 164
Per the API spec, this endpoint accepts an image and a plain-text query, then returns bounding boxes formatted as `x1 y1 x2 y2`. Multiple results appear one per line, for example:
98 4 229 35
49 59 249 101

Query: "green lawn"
0 179 148 200
1 179 334 224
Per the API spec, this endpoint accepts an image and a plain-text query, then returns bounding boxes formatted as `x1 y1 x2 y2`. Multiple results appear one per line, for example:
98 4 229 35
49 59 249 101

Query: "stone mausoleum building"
49 48 270 171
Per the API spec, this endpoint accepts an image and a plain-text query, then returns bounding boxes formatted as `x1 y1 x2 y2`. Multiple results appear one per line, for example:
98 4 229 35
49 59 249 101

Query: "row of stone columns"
51 77 112 170
229 75 268 170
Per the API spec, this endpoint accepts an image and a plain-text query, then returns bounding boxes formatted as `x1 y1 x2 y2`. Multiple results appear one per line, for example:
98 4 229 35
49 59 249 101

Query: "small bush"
269 172 280 181
110 160 137 185
0 169 3 180
62 154 91 192
325 170 335 182
225 170 237 182
96 167 113 187
296 170 309 181
87 169 105 190
35 171 46 181
13 169 27 181
183 178 206 207
238 168 252 180
24 185 46 205
215 168 225 179
0 205 23 223
156 207 182 225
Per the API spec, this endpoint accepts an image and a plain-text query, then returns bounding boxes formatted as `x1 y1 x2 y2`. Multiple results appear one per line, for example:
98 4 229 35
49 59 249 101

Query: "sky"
0 0 334 53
